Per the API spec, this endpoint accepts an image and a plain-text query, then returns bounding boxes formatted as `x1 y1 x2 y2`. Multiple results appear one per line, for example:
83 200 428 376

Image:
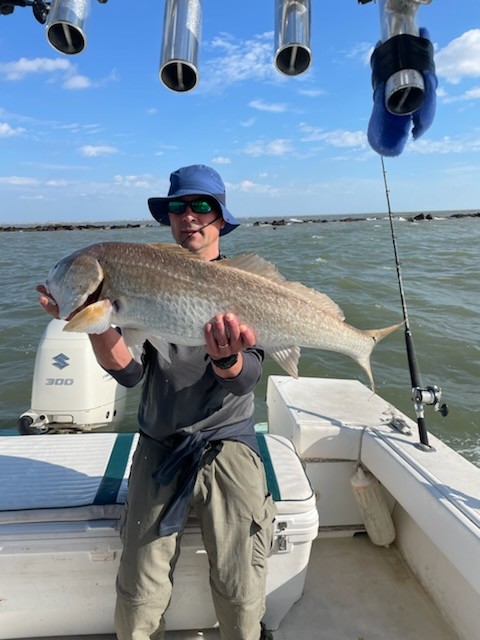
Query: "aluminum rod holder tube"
274 0 312 76
46 0 91 55
377 0 431 115
159 0 202 92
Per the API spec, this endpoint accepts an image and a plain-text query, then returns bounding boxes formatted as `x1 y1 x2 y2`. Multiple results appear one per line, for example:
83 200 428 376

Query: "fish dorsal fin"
148 242 182 251
223 254 344 320
221 254 287 283
147 243 203 259
267 346 301 379
282 282 345 320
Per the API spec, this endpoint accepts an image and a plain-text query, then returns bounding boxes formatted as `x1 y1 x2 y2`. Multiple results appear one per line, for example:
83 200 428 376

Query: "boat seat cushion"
0 432 315 524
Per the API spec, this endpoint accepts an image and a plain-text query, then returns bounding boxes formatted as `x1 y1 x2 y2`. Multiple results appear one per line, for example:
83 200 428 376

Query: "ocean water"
0 213 478 467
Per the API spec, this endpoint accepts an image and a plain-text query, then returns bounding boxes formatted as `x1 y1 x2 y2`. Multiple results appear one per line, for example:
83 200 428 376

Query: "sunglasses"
168 199 215 215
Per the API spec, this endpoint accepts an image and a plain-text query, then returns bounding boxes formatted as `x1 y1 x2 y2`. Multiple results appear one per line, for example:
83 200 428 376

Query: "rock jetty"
1 211 479 233
0 222 153 233
253 211 480 227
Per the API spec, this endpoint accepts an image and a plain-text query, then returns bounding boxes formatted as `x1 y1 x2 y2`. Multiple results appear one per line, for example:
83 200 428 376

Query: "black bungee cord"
381 157 448 450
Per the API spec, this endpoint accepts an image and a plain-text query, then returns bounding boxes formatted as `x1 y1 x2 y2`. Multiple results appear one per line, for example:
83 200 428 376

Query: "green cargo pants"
115 435 277 640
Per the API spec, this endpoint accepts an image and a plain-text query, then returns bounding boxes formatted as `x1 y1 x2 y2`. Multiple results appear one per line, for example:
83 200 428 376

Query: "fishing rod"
380 156 448 449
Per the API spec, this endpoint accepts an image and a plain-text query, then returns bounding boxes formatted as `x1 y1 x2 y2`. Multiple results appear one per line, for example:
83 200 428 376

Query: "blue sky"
0 0 479 223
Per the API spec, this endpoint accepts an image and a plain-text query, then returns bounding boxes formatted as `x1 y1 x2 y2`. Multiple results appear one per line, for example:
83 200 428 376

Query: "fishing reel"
412 385 448 418
0 0 48 23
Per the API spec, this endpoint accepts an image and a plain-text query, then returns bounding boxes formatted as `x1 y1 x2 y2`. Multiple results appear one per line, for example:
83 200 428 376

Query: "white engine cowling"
19 319 127 434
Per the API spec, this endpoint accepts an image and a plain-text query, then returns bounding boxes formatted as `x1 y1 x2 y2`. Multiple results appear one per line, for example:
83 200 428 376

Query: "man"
38 164 276 640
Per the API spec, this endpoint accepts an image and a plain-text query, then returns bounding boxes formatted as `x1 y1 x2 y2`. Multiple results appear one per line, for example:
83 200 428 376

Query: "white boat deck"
17 534 457 640
278 534 457 640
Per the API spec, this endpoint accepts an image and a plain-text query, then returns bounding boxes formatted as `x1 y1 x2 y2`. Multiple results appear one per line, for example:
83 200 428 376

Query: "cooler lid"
257 433 316 514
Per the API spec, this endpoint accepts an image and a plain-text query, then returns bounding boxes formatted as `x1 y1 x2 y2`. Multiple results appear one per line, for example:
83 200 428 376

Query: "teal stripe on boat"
94 433 135 505
256 433 281 502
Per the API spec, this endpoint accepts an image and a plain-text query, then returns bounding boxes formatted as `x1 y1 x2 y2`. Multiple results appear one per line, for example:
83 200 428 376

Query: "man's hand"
205 312 255 359
36 284 60 319
204 312 256 377
37 284 132 370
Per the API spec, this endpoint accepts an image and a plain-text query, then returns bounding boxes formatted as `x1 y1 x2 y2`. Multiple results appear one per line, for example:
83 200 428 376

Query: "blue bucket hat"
148 164 240 236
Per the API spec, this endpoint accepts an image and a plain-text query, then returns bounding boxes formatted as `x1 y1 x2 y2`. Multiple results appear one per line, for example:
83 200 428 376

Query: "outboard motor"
159 0 202 92
46 0 91 55
274 0 312 76
18 319 127 434
372 0 433 115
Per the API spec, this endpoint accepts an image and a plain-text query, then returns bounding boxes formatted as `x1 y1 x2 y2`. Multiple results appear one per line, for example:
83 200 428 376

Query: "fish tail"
366 322 404 345
356 322 404 392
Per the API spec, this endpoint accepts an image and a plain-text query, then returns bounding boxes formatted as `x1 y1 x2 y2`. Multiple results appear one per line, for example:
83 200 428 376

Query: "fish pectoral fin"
268 346 301 379
148 336 172 363
63 300 113 334
121 329 148 363
121 330 171 365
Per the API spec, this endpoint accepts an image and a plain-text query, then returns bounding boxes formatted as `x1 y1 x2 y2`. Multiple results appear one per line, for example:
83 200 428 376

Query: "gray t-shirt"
108 340 264 441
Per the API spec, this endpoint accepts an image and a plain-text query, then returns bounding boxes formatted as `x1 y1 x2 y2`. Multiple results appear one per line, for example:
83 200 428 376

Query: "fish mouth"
82 278 104 310
59 278 105 321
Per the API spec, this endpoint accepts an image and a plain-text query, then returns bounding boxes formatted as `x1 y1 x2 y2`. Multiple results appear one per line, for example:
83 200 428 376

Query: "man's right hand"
36 284 60 319
37 283 133 371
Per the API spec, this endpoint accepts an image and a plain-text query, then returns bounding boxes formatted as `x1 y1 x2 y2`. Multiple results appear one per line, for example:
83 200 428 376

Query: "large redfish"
44 242 401 388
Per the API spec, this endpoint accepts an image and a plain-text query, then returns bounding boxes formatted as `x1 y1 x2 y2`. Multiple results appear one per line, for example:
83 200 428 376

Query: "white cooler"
0 431 318 638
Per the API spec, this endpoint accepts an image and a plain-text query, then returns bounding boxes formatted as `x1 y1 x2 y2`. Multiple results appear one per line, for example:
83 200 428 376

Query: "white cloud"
435 30 480 84
441 86 480 103
113 175 152 188
298 88 325 97
212 157 231 165
241 117 256 128
59 123 81 130
344 42 373 66
79 145 119 157
200 32 280 93
409 135 480 154
84 123 102 132
299 124 367 148
45 179 69 187
0 176 40 186
249 99 288 113
464 87 480 99
243 138 293 157
0 122 25 137
0 176 69 188
0 56 109 90
0 57 73 81
63 74 92 90
227 180 279 195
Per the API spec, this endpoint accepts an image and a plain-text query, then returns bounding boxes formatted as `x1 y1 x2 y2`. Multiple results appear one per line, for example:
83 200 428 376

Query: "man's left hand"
204 312 256 361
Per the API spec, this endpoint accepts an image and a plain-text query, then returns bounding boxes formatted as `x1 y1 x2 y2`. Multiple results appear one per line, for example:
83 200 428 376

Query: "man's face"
168 195 225 260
